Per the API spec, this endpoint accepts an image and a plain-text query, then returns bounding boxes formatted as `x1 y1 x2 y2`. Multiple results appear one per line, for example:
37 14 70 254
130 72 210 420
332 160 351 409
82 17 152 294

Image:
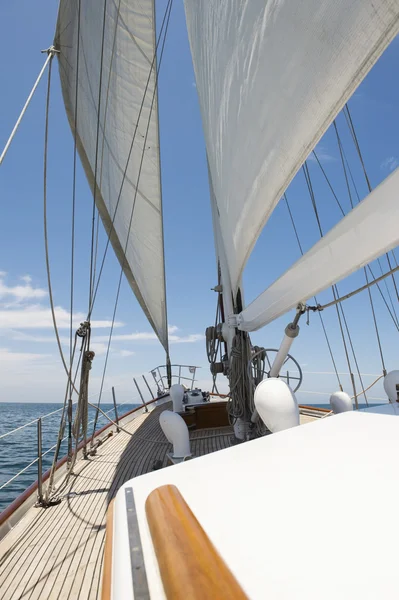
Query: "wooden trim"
101 499 115 600
0 394 166 528
299 404 330 413
145 485 248 599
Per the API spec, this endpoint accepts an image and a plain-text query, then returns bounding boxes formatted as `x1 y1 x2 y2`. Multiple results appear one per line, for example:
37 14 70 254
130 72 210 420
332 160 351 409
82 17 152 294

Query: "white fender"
384 370 399 403
254 378 299 433
159 411 191 458
330 391 353 414
170 383 184 412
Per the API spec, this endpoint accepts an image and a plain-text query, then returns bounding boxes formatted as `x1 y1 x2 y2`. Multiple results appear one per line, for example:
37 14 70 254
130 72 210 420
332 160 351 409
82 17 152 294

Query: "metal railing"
150 364 200 394
0 365 187 508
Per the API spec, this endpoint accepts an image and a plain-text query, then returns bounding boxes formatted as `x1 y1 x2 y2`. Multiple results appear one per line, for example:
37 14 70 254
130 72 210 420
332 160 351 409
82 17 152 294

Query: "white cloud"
0 273 47 301
170 334 203 344
119 350 135 357
90 342 109 356
308 146 335 164
8 327 202 348
0 304 123 330
381 156 399 172
90 330 203 344
0 347 49 362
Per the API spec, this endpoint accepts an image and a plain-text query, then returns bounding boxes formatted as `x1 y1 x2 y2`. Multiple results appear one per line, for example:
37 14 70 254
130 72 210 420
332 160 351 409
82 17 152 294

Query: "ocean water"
0 402 139 512
0 401 382 513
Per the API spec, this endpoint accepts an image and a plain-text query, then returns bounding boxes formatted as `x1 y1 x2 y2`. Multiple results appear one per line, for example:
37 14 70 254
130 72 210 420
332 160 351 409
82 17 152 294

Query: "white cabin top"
113 409 399 599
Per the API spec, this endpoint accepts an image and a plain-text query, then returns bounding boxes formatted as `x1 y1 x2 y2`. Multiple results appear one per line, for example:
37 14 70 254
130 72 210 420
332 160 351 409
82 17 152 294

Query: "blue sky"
0 1 398 404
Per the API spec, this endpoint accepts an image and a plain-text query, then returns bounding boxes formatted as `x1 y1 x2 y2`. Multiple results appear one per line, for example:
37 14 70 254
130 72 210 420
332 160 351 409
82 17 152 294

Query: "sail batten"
184 0 399 295
55 0 168 350
238 167 399 331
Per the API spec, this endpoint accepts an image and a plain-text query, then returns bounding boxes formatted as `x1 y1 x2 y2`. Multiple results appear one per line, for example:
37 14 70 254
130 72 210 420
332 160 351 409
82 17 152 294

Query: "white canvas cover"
184 0 399 295
55 0 168 350
238 168 399 331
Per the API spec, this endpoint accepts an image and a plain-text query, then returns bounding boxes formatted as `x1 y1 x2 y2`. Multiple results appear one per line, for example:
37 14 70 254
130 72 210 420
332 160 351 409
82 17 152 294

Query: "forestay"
238 167 399 331
184 0 399 295
55 0 168 350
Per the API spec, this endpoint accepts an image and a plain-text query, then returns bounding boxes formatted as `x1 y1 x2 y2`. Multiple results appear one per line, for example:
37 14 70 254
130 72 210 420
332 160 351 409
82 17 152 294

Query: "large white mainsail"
184 0 399 297
238 167 399 330
55 0 169 351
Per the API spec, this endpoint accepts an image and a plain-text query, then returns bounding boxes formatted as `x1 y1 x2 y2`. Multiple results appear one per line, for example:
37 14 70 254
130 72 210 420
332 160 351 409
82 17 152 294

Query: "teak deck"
0 402 319 599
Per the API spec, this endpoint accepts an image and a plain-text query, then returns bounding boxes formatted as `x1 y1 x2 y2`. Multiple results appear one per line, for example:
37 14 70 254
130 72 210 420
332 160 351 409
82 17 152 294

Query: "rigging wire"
90 0 174 437
44 334 81 503
88 0 108 311
91 0 123 299
333 120 399 328
303 162 358 401
312 265 399 321
311 120 393 375
337 300 368 405
69 0 82 403
43 50 78 394
87 0 174 319
344 103 399 310
284 193 343 391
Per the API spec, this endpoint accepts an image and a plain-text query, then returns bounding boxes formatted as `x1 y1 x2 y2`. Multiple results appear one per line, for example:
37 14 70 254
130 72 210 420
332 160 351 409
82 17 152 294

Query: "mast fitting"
227 313 243 329
41 46 60 56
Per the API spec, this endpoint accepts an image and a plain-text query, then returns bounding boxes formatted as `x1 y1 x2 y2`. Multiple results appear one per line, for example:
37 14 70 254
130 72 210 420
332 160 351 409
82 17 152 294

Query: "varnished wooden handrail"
101 499 115 600
299 404 330 412
145 485 248 599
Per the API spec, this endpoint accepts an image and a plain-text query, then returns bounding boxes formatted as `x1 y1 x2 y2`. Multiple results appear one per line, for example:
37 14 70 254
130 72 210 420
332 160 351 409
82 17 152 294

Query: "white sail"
184 0 399 295
238 167 399 331
55 0 168 351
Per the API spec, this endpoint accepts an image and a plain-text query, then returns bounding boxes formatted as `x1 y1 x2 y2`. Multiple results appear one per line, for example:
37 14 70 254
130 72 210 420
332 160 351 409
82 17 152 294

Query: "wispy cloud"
307 146 335 164
381 156 399 172
90 331 203 344
20 275 32 284
0 273 47 301
0 305 123 330
7 324 201 345
0 347 50 362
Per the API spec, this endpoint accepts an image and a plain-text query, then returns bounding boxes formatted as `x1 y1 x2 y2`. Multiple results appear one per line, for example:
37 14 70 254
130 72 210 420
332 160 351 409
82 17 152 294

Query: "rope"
227 333 254 428
69 0 82 401
43 52 78 393
44 334 80 502
73 343 94 454
208 267 224 395
351 375 384 400
90 0 174 438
